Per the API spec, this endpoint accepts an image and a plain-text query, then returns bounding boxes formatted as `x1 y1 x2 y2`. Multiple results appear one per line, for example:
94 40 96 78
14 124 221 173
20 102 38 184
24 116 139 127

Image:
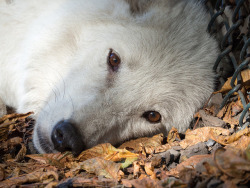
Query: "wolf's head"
32 0 218 154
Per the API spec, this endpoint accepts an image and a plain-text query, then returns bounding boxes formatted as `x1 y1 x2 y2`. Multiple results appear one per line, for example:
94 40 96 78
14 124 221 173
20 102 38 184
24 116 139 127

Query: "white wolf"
0 0 218 154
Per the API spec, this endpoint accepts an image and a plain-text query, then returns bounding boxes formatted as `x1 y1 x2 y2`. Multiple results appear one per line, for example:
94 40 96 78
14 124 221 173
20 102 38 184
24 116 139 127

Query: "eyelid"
142 111 162 123
107 49 121 72
108 49 120 58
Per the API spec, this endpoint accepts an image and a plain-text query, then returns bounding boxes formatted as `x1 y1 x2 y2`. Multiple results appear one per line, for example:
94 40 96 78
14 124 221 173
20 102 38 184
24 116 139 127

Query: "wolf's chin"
33 125 54 154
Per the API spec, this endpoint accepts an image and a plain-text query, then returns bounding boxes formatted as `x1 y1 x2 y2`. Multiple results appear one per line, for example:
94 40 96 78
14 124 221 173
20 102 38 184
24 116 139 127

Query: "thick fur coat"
0 0 218 153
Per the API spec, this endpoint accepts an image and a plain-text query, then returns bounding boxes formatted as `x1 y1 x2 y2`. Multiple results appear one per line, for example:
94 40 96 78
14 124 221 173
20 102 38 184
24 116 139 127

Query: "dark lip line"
36 126 54 153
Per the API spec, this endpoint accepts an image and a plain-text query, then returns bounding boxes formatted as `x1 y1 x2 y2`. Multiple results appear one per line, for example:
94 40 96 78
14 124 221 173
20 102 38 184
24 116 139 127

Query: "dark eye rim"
142 111 162 123
107 49 121 72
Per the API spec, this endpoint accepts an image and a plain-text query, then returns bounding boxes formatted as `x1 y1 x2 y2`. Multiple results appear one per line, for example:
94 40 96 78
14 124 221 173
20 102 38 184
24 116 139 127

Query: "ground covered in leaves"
0 71 249 188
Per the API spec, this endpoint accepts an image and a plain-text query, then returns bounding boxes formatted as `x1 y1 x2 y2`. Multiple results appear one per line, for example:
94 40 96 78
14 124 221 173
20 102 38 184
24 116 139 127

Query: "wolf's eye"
143 111 161 123
108 50 121 71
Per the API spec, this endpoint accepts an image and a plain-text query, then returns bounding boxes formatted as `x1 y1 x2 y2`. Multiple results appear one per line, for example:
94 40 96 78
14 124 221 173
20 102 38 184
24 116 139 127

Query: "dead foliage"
0 77 249 187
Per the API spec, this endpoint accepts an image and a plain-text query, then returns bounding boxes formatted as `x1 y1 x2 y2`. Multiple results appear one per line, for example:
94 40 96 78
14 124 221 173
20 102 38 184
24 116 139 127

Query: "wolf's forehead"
112 66 173 104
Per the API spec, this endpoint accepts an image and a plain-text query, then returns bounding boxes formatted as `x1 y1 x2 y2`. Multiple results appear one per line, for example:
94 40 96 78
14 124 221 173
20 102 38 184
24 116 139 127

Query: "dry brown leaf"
217 105 227 119
122 177 162 188
133 161 141 177
77 143 138 169
0 112 33 142
213 147 250 179
118 134 163 154
0 167 4 181
121 179 133 187
71 157 121 179
180 127 230 149
137 129 181 154
77 143 116 161
104 147 138 163
226 136 250 150
64 177 117 187
167 127 180 144
0 112 33 124
45 181 59 188
78 143 138 162
139 173 148 180
155 142 180 154
117 170 125 181
27 152 72 169
166 155 211 177
14 143 27 162
210 127 250 145
214 69 250 94
222 102 239 126
144 161 157 180
0 169 58 187
10 167 21 178
199 109 226 127
0 137 22 149
217 99 244 124
141 134 164 154
231 101 243 116
179 168 201 185
203 161 222 176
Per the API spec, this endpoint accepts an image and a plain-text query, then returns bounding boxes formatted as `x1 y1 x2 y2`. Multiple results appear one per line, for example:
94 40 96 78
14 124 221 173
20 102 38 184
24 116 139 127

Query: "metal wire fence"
205 0 250 129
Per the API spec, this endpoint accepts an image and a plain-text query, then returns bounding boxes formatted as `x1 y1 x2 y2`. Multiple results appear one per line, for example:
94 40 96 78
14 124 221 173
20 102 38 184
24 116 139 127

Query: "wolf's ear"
125 0 153 14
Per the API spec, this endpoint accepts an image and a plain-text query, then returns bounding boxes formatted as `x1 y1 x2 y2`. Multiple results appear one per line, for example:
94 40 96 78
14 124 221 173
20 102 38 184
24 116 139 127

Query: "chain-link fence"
205 0 250 130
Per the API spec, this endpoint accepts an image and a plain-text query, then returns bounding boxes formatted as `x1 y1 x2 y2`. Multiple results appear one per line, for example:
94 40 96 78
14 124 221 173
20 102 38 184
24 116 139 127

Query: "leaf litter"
0 80 249 187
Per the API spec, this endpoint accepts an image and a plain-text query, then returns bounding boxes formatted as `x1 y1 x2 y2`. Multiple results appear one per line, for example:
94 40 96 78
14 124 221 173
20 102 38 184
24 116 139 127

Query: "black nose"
51 120 85 155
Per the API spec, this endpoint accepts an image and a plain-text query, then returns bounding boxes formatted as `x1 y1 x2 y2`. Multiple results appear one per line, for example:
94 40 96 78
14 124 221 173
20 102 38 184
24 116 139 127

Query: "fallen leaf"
214 69 250 94
71 157 121 179
0 167 4 181
180 127 230 149
199 109 226 127
121 179 133 187
213 147 250 179
14 143 27 162
154 142 179 153
211 127 250 145
45 181 59 188
122 177 162 188
231 101 243 116
167 127 180 144
118 134 163 154
144 161 157 179
161 177 187 187
206 93 223 116
0 137 23 149
0 169 58 187
166 155 211 177
61 177 117 187
217 105 227 119
0 112 33 142
77 143 138 168
27 152 72 169
178 167 200 185
222 102 240 126
202 161 222 176
133 161 141 177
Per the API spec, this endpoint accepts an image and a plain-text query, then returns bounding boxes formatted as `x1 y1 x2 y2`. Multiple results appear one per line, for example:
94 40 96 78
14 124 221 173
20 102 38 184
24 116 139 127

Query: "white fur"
0 0 218 153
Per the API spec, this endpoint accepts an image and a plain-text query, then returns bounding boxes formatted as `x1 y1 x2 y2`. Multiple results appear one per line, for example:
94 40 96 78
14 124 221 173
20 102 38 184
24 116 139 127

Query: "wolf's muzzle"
51 120 85 155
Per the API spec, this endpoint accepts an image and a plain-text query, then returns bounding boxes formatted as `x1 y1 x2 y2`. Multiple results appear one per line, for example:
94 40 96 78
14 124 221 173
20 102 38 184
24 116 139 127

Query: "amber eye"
143 111 161 123
108 50 121 71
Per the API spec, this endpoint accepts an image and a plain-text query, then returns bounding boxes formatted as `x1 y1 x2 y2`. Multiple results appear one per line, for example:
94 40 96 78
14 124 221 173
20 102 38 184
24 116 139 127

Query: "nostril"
51 120 85 155
55 129 63 143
